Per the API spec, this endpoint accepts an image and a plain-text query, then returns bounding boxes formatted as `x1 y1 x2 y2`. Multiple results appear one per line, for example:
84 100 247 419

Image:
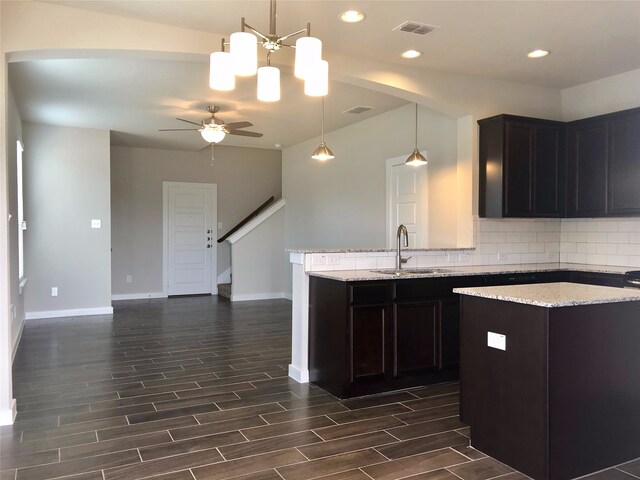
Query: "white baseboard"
25 306 114 320
0 399 17 426
288 364 309 383
283 292 293 300
231 292 288 302
111 292 167 301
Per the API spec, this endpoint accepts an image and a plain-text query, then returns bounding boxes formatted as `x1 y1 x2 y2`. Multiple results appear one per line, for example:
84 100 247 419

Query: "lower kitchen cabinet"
393 301 438 376
308 270 627 398
309 276 481 398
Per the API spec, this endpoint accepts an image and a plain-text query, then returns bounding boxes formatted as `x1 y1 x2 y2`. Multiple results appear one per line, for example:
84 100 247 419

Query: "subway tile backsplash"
304 217 640 273
560 218 640 267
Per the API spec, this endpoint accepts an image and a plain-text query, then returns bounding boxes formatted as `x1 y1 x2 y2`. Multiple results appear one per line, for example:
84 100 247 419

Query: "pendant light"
257 53 280 102
405 103 428 166
209 1 327 101
209 39 235 91
312 97 335 161
304 59 329 97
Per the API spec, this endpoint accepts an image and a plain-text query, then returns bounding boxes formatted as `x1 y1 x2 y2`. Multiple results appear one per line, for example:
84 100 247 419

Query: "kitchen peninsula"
455 282 640 480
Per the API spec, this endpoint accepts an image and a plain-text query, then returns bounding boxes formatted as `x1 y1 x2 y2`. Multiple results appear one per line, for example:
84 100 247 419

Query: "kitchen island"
454 282 640 480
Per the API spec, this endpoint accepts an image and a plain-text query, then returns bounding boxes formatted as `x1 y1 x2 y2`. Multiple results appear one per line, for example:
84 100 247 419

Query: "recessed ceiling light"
527 49 550 58
340 10 365 23
401 50 422 59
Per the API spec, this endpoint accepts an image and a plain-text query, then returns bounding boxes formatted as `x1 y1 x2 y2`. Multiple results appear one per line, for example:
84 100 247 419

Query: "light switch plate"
326 255 341 266
91 219 101 229
487 331 506 351
218 222 223 229
51 287 58 297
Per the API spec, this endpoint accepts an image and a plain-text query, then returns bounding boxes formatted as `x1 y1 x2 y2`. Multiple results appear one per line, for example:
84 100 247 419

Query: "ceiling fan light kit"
209 0 328 102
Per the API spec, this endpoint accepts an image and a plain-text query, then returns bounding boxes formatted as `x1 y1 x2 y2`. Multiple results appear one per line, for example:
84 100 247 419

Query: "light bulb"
200 127 226 144
257 66 280 102
294 36 322 80
209 51 235 91
230 31 257 76
311 142 335 161
304 60 329 97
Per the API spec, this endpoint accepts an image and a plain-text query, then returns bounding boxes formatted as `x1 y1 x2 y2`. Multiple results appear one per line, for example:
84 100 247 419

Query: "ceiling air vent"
393 21 440 36
343 106 374 114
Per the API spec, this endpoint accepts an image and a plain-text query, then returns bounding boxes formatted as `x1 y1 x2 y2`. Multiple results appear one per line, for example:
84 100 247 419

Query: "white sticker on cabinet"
487 331 506 351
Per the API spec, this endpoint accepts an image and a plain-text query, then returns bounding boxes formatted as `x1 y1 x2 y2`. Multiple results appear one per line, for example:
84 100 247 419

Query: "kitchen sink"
371 268 452 276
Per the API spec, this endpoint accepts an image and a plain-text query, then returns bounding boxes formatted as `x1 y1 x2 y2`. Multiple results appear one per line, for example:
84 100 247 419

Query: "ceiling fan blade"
225 121 253 130
228 130 263 138
176 118 203 126
159 128 199 131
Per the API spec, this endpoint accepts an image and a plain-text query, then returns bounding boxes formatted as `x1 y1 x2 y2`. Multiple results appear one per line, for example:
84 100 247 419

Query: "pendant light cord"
321 97 325 142
415 103 418 148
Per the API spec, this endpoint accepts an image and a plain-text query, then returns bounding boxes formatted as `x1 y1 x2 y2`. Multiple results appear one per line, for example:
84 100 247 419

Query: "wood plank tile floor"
1 296 638 480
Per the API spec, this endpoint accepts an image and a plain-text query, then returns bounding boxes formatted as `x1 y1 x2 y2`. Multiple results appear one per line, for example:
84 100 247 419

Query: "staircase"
217 283 232 299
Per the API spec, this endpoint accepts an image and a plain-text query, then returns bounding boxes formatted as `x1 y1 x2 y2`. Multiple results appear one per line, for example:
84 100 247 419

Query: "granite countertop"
308 263 632 282
286 247 475 253
453 282 640 308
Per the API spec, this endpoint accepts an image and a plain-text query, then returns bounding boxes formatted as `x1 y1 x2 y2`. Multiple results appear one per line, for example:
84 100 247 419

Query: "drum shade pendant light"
209 0 328 101
405 103 428 166
312 97 335 161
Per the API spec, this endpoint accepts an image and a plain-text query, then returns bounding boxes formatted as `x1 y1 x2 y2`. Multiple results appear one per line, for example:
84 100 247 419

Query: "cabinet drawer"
396 276 485 301
350 282 392 305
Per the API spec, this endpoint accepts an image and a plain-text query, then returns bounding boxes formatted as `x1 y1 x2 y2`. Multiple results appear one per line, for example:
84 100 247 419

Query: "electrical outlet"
447 253 460 263
11 305 16 320
218 222 223 229
51 287 58 297
312 255 327 266
326 255 341 266
126 275 132 283
91 219 101 229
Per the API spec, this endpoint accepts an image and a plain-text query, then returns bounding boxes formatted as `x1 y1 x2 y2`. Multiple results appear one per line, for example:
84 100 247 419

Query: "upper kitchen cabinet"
567 107 640 217
479 115 565 218
607 108 640 216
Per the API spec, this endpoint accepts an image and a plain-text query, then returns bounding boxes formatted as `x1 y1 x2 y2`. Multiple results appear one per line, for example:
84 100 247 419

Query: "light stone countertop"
453 282 640 308
308 263 633 282
286 247 475 253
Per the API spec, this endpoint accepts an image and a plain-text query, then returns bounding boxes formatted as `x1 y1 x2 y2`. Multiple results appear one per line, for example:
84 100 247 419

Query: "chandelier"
209 0 328 102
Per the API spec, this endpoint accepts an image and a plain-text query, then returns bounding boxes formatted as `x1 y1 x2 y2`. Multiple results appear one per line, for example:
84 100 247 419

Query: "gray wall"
110 145 282 296
23 123 112 314
7 86 24 353
283 103 459 250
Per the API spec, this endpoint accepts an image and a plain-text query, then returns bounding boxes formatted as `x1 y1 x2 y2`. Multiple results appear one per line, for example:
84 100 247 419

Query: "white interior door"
165 183 217 296
386 155 429 248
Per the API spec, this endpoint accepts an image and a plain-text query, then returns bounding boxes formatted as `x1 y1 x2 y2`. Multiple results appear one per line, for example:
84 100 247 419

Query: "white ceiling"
52 0 640 88
9 58 407 151
11 1 640 151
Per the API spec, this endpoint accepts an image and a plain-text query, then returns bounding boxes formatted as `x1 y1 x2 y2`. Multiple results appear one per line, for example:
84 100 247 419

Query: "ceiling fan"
159 105 263 144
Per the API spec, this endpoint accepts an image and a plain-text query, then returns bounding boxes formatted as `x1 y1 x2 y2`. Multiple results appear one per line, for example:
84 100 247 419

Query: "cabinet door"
567 121 608 217
533 125 564 217
608 111 640 215
504 121 534 216
348 305 389 384
393 302 438 376
439 298 461 370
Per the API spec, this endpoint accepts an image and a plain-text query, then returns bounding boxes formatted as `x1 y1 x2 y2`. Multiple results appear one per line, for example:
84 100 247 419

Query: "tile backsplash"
306 217 561 272
560 218 640 267
304 217 640 272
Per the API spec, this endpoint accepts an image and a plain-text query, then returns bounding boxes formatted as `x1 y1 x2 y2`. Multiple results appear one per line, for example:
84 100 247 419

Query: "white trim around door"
162 182 218 297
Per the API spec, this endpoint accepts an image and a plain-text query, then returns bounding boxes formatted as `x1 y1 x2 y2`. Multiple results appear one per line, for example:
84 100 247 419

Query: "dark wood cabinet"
567 118 609 216
393 301 438 376
479 115 565 218
309 270 626 398
608 109 640 215
481 107 640 219
349 305 389 383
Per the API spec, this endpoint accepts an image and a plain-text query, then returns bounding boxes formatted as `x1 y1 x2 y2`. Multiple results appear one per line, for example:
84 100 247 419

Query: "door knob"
207 244 211 248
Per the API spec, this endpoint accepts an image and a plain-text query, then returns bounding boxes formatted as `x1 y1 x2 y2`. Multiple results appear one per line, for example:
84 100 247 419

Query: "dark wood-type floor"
1 296 639 480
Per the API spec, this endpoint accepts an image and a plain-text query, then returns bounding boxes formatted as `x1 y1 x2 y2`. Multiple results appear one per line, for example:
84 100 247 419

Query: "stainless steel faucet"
396 224 411 270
